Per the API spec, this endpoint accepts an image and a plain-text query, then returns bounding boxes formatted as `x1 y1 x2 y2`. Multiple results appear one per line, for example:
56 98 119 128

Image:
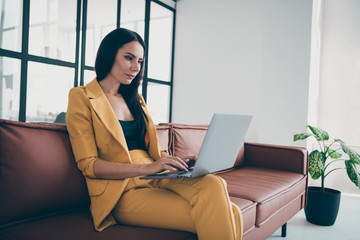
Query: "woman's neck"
99 76 121 96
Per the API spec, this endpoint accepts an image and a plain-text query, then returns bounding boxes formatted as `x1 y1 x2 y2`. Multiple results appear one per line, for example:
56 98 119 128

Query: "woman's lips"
126 74 135 79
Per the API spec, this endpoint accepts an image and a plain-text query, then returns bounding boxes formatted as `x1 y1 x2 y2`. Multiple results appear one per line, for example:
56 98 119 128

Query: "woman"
66 28 243 240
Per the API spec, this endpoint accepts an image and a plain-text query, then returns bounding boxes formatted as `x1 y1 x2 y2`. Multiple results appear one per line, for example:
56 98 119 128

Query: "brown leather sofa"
0 119 308 240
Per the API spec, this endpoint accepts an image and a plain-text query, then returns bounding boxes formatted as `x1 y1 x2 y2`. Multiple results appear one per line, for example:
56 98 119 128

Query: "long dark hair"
95 28 148 144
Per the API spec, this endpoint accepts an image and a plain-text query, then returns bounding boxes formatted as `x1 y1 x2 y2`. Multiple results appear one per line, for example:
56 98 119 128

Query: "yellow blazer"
66 79 162 232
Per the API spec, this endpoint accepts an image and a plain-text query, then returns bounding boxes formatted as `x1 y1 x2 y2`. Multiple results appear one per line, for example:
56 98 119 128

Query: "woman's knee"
200 174 228 193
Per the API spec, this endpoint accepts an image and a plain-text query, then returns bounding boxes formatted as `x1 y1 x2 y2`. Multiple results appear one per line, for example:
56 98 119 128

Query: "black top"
119 120 146 151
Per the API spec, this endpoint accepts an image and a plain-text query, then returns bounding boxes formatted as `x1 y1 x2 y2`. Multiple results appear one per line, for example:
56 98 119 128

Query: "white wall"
172 0 313 146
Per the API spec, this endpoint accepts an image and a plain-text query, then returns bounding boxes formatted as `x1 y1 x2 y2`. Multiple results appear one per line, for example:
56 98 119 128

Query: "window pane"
0 0 22 52
28 0 77 62
120 0 145 39
84 69 96 85
148 2 173 82
86 0 117 66
155 0 175 9
26 62 74 122
138 84 142 95
0 56 20 120
146 83 170 124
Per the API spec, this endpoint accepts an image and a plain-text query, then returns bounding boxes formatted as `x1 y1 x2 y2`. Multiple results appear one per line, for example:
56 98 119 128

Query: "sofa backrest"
0 119 90 228
155 124 172 155
161 123 245 168
0 120 172 228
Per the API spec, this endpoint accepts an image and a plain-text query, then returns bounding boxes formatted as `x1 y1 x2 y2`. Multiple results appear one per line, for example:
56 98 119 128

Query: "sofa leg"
281 223 287 237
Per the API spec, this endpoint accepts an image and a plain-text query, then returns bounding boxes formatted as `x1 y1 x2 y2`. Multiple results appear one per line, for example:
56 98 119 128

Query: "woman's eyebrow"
125 52 143 60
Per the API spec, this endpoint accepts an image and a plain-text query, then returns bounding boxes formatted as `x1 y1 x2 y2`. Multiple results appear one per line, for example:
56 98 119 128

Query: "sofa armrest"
244 142 308 175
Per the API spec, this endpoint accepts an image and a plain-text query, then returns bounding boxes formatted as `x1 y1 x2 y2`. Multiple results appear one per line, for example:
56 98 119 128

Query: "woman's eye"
125 56 132 61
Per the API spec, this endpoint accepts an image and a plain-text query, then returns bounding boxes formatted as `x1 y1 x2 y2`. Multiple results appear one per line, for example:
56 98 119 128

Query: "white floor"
267 194 360 240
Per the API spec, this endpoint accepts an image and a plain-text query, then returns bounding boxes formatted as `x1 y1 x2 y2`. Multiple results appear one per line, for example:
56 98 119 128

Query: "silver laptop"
140 113 252 179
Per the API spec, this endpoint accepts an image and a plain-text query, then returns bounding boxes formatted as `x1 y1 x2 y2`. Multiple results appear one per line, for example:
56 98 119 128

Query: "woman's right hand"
142 155 189 175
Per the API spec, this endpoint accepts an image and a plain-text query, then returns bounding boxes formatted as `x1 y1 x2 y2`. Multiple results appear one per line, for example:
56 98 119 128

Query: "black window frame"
0 0 176 122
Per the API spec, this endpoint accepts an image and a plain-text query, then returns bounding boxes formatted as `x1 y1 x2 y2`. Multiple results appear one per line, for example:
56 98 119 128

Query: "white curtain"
317 0 360 148
308 0 360 195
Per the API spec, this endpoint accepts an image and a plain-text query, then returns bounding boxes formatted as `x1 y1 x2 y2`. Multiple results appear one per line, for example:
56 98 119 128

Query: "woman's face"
109 41 144 85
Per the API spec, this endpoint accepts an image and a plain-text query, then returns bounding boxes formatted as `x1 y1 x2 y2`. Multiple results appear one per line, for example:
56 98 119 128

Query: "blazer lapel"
85 79 161 161
86 79 129 154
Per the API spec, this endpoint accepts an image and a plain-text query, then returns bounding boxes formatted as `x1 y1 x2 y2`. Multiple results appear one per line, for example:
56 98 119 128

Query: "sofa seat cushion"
0 211 197 240
229 197 256 234
218 167 306 226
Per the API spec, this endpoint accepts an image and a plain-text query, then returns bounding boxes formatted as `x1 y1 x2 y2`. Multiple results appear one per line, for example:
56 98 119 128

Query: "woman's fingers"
180 155 197 168
149 155 198 175
156 157 188 173
163 156 188 169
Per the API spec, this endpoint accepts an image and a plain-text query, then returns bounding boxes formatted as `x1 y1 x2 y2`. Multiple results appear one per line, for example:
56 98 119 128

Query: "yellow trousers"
112 150 243 240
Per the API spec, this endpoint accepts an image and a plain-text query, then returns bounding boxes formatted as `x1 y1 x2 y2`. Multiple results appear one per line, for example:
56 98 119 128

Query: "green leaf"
307 125 329 141
309 150 325 180
349 150 360 165
338 141 360 164
294 133 313 142
338 140 349 153
345 160 360 188
326 147 342 159
338 140 347 152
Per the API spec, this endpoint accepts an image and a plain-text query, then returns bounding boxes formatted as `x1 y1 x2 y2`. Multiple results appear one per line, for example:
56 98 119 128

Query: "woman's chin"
120 80 133 85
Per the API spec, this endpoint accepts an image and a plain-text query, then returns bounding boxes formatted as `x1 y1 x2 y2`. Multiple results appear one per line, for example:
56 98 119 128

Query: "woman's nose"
131 62 140 72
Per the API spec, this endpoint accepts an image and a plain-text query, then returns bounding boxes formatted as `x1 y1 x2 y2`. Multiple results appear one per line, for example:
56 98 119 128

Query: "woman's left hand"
182 155 197 169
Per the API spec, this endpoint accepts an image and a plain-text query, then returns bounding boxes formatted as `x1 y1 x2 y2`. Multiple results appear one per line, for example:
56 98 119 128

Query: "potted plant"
294 125 360 226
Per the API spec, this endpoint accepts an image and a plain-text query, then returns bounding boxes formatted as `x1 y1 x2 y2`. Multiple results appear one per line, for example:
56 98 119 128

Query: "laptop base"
140 169 194 179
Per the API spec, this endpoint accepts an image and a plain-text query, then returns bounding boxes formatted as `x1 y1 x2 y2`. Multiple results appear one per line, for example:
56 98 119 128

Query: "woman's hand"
141 152 196 175
142 155 188 175
182 155 197 169
93 153 198 179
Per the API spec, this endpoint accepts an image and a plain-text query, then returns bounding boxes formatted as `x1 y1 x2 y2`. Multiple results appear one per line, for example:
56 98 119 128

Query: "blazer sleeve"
66 87 98 178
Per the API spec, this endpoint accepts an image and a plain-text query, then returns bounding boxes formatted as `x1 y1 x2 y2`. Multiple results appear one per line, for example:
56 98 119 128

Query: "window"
146 82 170 123
144 1 175 124
120 0 145 39
0 56 21 120
85 0 117 67
0 0 176 123
0 0 22 52
148 1 173 82
26 62 74 122
28 0 78 62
